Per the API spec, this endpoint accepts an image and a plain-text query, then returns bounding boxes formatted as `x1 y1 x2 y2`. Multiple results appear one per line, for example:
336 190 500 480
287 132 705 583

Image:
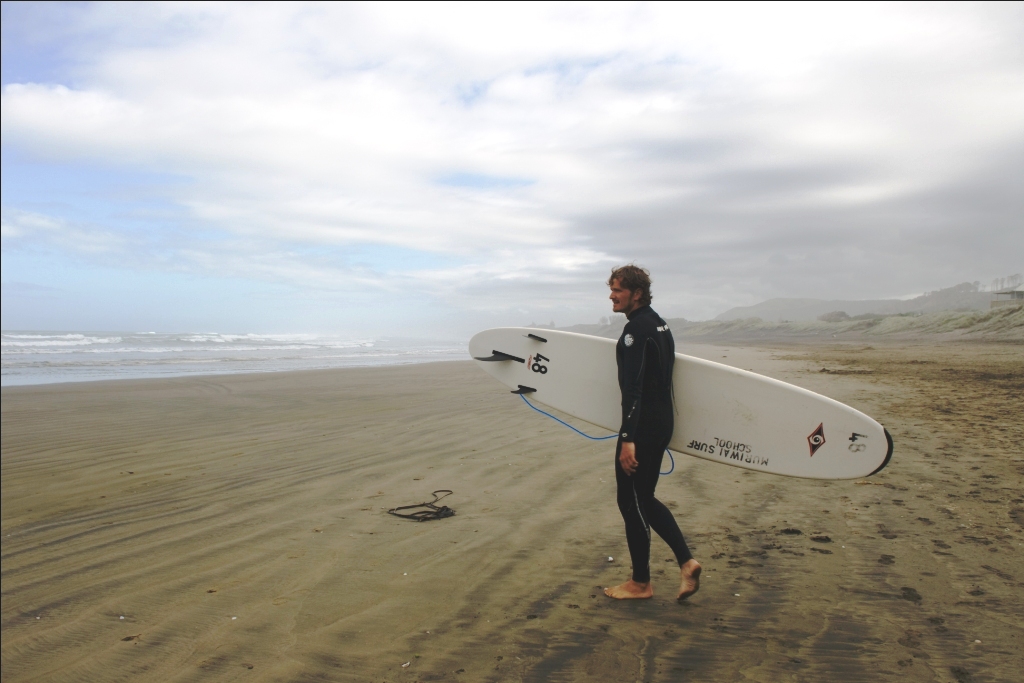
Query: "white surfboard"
470 327 892 480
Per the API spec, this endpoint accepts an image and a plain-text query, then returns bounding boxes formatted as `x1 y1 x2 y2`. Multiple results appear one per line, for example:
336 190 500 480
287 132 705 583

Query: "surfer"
604 265 701 601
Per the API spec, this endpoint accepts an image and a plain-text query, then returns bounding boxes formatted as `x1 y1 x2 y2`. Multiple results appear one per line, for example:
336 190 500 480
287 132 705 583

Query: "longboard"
470 328 892 480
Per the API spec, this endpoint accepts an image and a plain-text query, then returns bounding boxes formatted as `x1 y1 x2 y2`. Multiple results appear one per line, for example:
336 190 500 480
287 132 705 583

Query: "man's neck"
626 304 649 320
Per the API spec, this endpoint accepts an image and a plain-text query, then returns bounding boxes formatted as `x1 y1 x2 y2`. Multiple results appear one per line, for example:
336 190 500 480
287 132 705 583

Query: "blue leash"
518 394 675 476
518 394 616 441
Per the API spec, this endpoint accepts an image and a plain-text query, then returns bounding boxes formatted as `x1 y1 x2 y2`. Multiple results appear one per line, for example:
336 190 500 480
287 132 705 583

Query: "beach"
2 341 1021 682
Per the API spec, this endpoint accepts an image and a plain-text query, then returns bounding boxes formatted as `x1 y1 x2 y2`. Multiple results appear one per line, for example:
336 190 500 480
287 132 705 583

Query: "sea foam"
1 331 466 386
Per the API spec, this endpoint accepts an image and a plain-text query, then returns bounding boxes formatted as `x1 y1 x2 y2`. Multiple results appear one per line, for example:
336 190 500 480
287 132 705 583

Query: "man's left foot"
677 559 701 601
604 580 653 599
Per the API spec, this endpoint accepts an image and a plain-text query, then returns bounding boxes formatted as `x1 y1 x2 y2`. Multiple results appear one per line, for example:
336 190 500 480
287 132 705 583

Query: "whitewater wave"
1 331 467 386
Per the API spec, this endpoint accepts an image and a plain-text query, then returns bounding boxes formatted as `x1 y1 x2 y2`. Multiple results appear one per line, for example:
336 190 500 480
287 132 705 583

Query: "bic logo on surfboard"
807 423 826 456
527 354 549 374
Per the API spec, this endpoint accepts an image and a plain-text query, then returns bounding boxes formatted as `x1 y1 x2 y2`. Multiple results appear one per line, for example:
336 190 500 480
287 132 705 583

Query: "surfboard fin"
525 333 548 342
474 350 525 363
511 385 537 394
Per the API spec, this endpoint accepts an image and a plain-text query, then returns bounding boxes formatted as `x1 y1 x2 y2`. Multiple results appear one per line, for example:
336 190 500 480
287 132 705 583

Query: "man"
604 265 701 601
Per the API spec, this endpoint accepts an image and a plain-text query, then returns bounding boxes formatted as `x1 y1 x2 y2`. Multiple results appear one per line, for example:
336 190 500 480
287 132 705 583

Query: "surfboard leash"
387 490 456 521
518 394 675 476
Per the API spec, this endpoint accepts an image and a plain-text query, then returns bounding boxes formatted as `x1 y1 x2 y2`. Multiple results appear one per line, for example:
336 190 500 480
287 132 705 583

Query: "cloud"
1 207 127 254
2 2 1022 330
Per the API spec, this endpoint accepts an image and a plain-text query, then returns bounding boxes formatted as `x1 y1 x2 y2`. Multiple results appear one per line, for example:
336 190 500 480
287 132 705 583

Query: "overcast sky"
2 2 1022 336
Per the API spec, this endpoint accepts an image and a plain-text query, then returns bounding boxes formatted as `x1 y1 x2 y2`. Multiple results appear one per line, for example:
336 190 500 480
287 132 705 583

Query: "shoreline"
0 356 469 390
1 330 468 389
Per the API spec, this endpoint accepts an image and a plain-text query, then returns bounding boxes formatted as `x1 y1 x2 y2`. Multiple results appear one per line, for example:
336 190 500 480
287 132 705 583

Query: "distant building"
991 285 1024 308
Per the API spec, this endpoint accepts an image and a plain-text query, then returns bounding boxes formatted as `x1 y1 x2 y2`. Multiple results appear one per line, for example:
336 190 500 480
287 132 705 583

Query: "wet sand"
2 341 1022 682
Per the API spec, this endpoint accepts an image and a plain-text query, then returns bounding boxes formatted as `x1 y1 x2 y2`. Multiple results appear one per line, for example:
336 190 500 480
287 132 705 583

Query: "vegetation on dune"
559 306 1023 342
669 305 1023 341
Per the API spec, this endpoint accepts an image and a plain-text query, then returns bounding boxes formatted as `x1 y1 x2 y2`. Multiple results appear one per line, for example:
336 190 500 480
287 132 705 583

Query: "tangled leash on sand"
387 490 456 521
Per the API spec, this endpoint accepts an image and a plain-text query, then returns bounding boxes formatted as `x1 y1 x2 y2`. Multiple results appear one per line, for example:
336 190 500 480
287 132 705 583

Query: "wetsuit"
615 305 693 583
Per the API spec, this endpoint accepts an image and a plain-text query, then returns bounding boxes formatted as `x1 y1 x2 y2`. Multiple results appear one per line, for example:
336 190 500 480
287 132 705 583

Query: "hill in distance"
545 280 1023 342
714 282 998 322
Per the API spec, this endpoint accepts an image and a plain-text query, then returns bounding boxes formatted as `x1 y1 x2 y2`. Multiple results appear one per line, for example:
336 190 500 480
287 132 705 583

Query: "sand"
2 341 1022 682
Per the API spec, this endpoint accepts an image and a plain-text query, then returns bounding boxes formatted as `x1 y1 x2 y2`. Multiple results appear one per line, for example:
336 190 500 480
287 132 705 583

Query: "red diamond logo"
807 423 826 456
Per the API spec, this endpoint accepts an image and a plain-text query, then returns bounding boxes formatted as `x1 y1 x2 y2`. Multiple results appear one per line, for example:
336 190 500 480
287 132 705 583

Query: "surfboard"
470 327 892 480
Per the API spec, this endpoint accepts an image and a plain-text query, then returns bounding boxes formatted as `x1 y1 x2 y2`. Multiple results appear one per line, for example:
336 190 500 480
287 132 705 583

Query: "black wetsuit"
615 305 693 583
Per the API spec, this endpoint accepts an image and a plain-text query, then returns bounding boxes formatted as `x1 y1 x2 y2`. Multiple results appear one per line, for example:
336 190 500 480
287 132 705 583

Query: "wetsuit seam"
632 479 651 581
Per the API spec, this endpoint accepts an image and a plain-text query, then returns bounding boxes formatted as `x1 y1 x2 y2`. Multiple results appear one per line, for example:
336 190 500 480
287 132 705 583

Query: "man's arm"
619 333 650 443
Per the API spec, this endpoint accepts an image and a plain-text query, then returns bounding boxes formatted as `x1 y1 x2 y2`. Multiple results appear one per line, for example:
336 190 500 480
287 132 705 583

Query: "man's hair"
608 264 652 306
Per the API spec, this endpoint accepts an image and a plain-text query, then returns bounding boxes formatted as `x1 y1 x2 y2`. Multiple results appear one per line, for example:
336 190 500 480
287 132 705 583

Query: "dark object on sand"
388 490 455 521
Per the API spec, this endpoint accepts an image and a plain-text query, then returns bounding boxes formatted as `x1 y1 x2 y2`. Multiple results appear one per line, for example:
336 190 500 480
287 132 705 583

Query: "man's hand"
619 441 638 476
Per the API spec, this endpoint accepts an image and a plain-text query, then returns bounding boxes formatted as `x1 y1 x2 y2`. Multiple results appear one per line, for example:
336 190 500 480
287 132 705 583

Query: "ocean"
1 331 468 386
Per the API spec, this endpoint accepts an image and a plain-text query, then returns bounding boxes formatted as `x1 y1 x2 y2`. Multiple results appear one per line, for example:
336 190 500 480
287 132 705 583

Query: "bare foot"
677 559 701 601
604 580 653 599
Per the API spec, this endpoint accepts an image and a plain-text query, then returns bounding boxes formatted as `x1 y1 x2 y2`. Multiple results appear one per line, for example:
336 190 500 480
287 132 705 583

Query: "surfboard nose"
867 428 895 476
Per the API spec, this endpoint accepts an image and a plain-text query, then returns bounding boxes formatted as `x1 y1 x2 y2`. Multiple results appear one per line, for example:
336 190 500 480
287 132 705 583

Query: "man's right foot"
604 580 653 599
677 559 701 601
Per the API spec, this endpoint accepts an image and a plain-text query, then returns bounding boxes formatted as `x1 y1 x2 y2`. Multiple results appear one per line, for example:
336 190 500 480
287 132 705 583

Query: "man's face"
609 279 642 314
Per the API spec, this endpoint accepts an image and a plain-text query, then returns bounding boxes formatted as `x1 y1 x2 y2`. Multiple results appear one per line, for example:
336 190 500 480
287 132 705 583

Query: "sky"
2 1 1022 337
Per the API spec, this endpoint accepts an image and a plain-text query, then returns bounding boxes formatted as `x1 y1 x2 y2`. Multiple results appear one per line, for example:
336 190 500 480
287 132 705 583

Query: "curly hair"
608 264 652 307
